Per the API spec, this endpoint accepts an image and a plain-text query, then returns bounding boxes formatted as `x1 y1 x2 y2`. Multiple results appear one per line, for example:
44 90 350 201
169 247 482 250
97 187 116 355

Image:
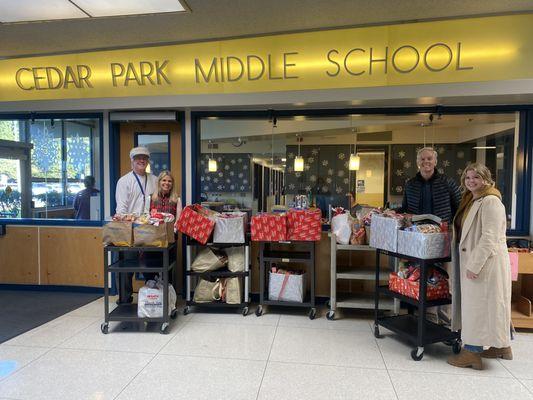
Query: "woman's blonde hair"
460 162 495 192
152 170 179 203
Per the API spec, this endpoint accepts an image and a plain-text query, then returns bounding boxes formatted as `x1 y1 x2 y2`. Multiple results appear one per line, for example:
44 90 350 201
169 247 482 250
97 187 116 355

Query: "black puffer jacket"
400 171 462 223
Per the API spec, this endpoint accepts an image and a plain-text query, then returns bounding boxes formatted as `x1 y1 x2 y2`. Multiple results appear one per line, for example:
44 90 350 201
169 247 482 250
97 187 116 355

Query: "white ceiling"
1 0 533 58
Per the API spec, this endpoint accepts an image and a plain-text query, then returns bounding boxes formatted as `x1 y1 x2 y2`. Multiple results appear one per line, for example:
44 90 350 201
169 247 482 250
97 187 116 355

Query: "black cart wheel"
308 308 317 320
373 323 382 338
183 306 190 316
255 305 263 317
452 340 462 354
100 322 109 334
242 307 249 317
411 348 424 361
326 310 335 320
160 322 169 334
170 309 178 320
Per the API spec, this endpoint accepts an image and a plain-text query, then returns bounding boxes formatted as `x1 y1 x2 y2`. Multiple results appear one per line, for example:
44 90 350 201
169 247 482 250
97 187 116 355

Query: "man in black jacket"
400 147 462 223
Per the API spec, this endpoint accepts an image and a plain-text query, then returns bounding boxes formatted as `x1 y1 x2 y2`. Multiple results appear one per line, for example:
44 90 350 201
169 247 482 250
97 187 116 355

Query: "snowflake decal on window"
326 177 332 184
438 147 445 154
322 185 329 193
243 164 248 170
287 152 295 159
226 178 231 183
396 186 403 193
229 171 234 176
230 159 236 164
289 183 296 190
213 178 219 183
230 184 235 190
343 178 349 184
327 168 334 176
438 168 444 174
396 170 403 176
337 170 345 177
295 172 301 178
336 186 344 194
344 161 349 168
310 175 317 182
305 164 310 171
308 157 315 164
200 176 204 182
305 185 312 192
243 179 248 184
322 160 329 166
206 176 211 182
218 172 223 177
224 165 230 170
311 149 319 155
338 153 345 160
403 161 411 169
237 158 242 163
217 185 223 190
398 151 406 158
217 157 222 162
238 173 243 178
442 160 450 167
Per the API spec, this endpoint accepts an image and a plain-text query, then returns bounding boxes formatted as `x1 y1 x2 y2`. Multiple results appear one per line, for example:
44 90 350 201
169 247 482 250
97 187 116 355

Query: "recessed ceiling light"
73 0 186 17
0 0 87 23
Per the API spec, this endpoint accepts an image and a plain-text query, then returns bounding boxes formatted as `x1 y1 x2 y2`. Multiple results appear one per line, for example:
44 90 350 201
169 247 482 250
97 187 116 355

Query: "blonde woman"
150 170 182 219
448 163 512 370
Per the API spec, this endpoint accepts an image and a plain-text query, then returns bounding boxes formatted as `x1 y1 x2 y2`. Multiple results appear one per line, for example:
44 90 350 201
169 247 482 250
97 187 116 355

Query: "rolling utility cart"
256 241 316 319
373 249 461 361
327 233 397 320
184 237 251 316
102 242 178 334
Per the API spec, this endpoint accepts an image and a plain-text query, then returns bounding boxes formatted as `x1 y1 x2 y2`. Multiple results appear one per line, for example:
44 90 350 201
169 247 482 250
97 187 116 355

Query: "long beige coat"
450 195 511 347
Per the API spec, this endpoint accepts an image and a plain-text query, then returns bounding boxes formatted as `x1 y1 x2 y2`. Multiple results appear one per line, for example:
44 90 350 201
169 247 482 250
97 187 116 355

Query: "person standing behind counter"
399 147 461 223
447 163 512 370
73 175 99 220
115 146 158 304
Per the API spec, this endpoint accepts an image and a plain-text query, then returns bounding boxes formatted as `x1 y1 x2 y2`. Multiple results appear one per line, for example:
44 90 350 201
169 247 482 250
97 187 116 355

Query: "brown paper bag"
102 221 133 246
133 222 175 247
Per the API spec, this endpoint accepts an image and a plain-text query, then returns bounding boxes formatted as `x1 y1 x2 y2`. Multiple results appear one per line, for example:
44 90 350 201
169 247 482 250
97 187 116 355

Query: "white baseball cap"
130 146 150 159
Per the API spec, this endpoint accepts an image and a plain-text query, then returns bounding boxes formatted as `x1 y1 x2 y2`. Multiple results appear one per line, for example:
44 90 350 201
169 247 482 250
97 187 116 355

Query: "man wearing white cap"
115 146 158 303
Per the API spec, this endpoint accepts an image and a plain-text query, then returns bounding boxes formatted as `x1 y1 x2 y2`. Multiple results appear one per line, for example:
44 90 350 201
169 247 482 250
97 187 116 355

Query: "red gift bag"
388 272 449 301
176 204 216 244
251 213 287 241
287 208 322 241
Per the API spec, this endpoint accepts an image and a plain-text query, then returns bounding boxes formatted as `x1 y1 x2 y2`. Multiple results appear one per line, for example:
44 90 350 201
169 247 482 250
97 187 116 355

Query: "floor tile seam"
374 335 401 400
386 366 522 380
110 352 159 400
275 324 379 334
0 345 55 384
496 358 533 394
185 319 280 328
46 346 157 356
40 318 104 350
255 310 281 400
0 344 51 350
155 352 270 363
265 359 390 372
149 319 191 358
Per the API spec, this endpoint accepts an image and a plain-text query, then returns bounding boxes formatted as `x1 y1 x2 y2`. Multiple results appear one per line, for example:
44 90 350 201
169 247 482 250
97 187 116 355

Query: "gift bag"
191 248 227 272
268 271 306 302
350 218 366 245
287 208 322 241
213 212 246 243
137 279 177 317
225 277 242 304
102 221 133 246
331 213 351 244
225 246 245 272
176 204 216 244
251 213 287 241
193 278 218 303
133 222 175 247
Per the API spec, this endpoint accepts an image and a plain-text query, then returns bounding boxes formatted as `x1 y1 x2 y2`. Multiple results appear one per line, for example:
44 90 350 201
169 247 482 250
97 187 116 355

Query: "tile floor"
0 298 532 400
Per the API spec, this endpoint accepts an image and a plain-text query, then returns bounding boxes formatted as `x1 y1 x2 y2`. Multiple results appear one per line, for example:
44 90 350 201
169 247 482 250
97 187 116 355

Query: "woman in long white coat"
448 163 512 370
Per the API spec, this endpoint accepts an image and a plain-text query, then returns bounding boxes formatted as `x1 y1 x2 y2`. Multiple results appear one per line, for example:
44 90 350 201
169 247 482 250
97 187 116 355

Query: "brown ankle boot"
481 347 513 360
447 349 483 370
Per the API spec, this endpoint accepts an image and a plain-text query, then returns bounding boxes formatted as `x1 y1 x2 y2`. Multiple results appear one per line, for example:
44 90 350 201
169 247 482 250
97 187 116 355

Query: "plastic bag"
137 279 177 318
331 213 352 244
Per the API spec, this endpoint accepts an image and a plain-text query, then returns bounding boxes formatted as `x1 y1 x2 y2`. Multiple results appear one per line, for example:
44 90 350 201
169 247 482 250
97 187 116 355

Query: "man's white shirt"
115 171 158 215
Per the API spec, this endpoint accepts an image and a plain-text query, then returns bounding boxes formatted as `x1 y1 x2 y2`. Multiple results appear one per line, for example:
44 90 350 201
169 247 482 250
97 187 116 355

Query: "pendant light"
208 140 217 172
294 133 304 172
349 116 360 171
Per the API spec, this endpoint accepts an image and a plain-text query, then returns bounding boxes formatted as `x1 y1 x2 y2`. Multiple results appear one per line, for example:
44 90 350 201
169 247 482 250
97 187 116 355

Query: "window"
197 111 525 232
0 115 101 221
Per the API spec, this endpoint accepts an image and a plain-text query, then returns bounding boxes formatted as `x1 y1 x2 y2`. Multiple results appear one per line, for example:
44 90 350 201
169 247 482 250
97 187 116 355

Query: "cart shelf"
336 267 389 280
378 314 457 345
335 293 394 310
378 286 452 307
262 250 312 262
186 270 249 278
107 259 176 273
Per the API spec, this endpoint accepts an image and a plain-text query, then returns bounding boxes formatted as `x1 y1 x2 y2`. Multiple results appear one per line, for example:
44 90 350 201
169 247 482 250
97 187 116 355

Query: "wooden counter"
512 252 533 329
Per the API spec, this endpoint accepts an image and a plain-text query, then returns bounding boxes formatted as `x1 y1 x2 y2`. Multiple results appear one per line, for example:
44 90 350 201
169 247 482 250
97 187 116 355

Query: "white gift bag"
268 271 306 302
137 280 177 318
213 212 246 243
331 213 352 244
